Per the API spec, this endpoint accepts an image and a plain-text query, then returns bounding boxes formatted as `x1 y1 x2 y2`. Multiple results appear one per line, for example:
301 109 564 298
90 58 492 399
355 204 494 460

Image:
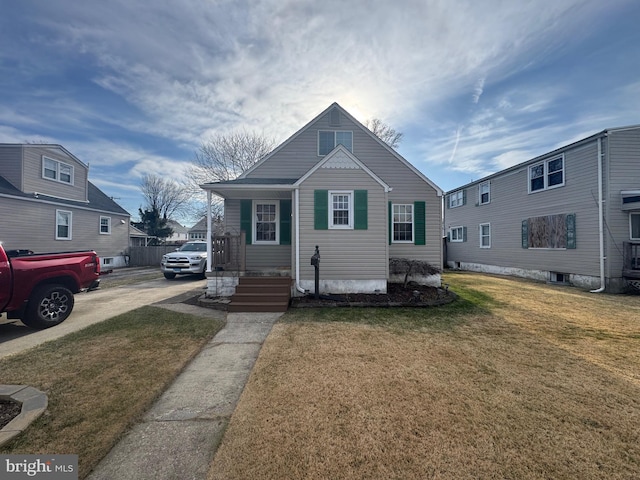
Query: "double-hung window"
318 131 353 155
529 155 564 193
480 223 491 248
254 202 278 244
450 226 465 242
329 191 353 229
449 190 465 208
43 156 73 185
630 213 640 240
56 210 72 240
392 204 413 242
479 182 490 205
100 216 111 235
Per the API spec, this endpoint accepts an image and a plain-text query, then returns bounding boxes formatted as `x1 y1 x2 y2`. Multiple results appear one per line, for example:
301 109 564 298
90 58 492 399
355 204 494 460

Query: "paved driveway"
0 275 207 359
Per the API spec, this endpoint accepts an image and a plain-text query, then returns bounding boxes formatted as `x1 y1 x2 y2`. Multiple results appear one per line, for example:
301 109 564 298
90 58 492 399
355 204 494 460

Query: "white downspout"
206 190 212 273
591 136 606 293
294 188 306 294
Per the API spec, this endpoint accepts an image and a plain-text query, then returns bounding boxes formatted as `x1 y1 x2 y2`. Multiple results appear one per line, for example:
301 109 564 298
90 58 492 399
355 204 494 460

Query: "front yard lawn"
209 272 640 479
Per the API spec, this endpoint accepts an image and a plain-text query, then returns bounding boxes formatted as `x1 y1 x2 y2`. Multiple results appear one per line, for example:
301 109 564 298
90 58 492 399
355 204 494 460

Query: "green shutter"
566 213 576 249
462 226 467 242
314 190 328 230
462 189 467 206
414 201 426 245
240 199 252 245
280 199 291 245
388 201 393 244
354 190 368 230
521 220 528 248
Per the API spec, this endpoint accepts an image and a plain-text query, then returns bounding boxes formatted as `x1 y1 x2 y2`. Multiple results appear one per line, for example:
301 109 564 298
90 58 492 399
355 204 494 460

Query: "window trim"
449 190 464 208
479 182 490 205
100 216 111 235
43 156 74 185
630 213 640 241
318 130 353 156
479 223 491 248
392 203 414 243
450 226 464 242
55 209 72 240
329 190 354 230
528 154 564 193
253 200 279 244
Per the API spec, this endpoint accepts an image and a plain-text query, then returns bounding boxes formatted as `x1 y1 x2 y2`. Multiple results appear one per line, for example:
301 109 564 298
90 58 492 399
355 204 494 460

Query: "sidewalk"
87 304 282 480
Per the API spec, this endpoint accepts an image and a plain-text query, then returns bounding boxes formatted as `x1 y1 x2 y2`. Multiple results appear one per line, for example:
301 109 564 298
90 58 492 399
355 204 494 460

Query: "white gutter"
294 187 306 294
591 136 606 293
206 190 212 273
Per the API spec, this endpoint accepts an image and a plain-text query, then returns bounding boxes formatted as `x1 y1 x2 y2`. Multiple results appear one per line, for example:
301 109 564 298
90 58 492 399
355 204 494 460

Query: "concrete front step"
228 302 289 313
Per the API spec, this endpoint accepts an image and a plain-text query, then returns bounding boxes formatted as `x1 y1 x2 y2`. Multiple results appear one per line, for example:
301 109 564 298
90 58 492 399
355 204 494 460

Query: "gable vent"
329 107 341 127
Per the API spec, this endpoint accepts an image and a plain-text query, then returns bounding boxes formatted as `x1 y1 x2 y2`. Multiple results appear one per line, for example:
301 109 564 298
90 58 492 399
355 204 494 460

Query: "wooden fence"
127 246 177 267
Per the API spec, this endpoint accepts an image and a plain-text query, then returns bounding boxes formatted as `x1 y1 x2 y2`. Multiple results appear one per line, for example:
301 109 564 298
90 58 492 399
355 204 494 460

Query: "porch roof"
200 178 298 199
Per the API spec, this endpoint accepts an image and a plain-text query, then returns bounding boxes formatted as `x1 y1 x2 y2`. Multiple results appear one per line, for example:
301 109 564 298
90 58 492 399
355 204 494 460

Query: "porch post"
206 190 212 273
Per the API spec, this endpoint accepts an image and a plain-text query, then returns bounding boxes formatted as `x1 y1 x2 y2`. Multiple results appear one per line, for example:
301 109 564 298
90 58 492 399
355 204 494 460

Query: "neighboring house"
201 102 443 295
444 125 640 293
166 219 189 244
129 224 150 247
188 217 207 240
0 144 130 268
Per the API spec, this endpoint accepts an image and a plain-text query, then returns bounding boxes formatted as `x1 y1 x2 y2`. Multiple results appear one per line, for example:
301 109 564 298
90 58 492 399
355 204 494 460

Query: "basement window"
549 272 570 284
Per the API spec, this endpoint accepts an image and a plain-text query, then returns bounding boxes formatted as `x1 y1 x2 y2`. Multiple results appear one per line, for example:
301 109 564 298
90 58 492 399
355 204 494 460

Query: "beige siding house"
444 125 640 293
0 144 130 268
201 103 443 295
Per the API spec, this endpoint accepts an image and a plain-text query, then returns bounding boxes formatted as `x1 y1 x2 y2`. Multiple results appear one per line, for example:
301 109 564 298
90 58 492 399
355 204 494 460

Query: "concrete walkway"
87 304 282 480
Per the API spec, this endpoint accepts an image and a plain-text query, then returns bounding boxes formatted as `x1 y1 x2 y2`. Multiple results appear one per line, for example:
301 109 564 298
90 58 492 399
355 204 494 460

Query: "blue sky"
1 0 639 226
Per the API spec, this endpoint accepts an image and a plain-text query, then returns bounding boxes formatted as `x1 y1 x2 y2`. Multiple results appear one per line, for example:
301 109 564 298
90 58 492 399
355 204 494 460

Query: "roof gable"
295 145 390 192
239 102 443 196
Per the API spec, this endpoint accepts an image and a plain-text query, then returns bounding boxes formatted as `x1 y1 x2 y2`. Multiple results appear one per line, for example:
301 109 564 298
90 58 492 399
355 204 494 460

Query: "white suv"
160 241 207 279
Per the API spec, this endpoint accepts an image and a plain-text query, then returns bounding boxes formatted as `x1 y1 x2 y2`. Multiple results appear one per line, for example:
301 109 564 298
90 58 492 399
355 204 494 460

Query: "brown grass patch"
209 273 640 479
0 306 224 479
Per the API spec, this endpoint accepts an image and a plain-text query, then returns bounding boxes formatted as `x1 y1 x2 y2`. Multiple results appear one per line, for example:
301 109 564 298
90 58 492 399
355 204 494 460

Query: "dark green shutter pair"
314 190 368 230
240 199 291 245
389 201 426 245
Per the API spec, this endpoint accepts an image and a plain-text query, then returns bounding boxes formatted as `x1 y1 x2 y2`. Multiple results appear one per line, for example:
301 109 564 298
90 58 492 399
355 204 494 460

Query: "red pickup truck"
0 243 100 329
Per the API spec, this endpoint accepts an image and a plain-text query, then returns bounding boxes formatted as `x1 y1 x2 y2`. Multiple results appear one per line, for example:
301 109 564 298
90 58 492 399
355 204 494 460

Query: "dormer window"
43 156 73 185
318 131 353 155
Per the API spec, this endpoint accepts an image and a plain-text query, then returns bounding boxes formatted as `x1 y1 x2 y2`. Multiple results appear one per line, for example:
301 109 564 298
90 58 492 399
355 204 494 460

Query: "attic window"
329 108 341 126
318 131 353 155
43 156 74 185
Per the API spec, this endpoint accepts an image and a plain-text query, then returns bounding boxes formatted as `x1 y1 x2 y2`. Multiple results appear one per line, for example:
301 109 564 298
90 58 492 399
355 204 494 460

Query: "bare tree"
184 130 276 220
365 118 404 149
140 173 190 220
187 130 276 185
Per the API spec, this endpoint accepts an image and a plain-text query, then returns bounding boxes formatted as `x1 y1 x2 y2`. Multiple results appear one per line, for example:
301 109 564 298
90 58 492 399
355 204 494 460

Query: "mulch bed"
291 282 455 308
0 399 21 430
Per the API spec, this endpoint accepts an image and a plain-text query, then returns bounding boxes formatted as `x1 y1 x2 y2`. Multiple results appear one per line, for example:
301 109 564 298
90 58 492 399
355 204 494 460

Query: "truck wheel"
23 285 75 329
163 272 176 279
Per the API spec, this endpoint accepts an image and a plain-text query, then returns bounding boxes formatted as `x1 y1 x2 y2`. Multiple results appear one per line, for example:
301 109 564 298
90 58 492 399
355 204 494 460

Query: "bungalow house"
444 125 640 293
166 219 189 244
201 103 443 297
0 144 130 268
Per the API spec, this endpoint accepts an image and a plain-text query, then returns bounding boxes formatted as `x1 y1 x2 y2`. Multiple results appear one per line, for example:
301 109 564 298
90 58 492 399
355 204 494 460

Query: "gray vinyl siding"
0 146 23 189
605 128 640 279
22 146 88 202
224 198 292 270
445 139 602 277
0 197 129 259
298 168 387 282
247 108 442 269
